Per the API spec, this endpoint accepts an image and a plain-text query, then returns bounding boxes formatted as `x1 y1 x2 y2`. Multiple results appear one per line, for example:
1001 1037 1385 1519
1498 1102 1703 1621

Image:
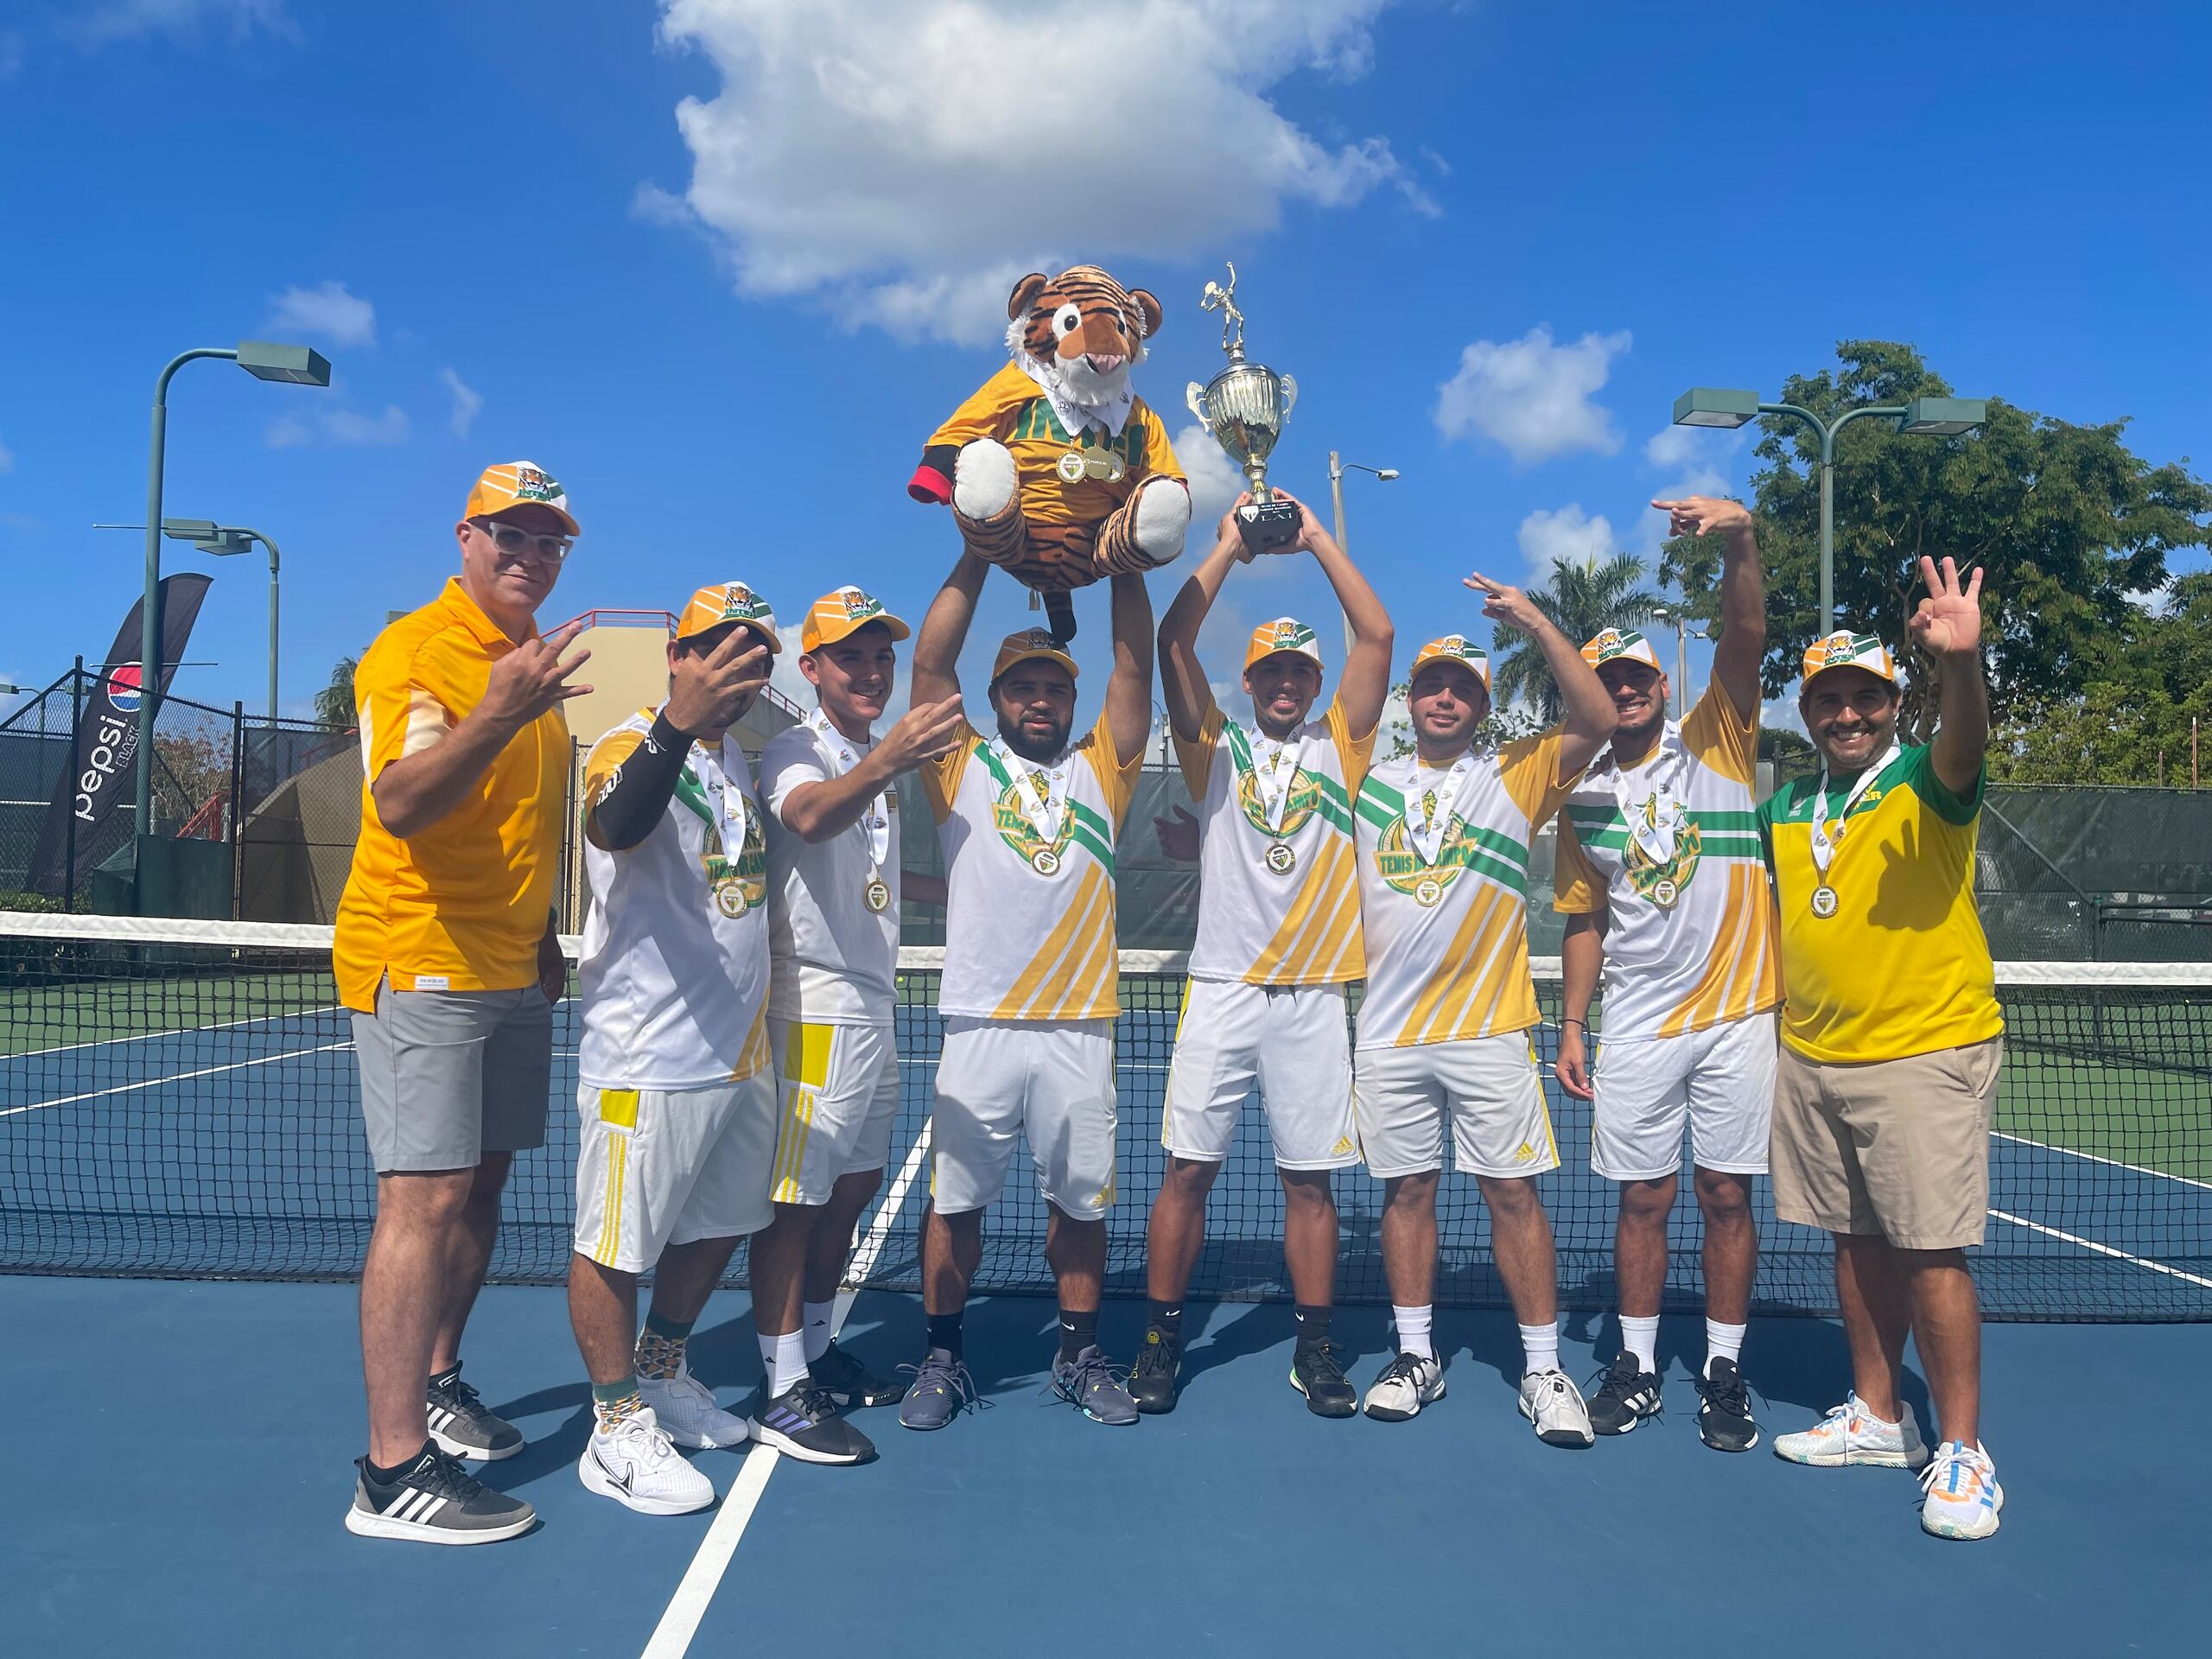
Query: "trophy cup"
1187 263 1300 554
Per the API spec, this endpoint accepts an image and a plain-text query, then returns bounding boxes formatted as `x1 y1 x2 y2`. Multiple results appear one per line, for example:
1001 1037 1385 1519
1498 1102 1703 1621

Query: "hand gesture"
1153 803 1199 862
664 629 771 736
1461 573 1548 635
1650 495 1752 540
1554 1025 1593 1101
1910 556 1985 658
1215 492 1257 563
1269 488 1332 556
482 621 593 729
874 696 968 772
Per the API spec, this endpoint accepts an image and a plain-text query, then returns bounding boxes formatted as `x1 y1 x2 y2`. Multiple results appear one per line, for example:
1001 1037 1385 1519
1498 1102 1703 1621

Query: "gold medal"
1081 444 1127 483
1056 451 1086 483
1811 884 1840 918
1650 877 1679 910
864 878 892 913
714 880 748 918
1414 876 1442 908
1031 847 1061 876
1263 841 1296 875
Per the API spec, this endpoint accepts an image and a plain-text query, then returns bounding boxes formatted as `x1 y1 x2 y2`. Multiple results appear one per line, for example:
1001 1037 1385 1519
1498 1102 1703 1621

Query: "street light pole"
1327 450 1399 659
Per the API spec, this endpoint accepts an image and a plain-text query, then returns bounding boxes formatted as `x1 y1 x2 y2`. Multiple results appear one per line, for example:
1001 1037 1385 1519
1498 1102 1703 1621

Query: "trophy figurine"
1186 263 1300 554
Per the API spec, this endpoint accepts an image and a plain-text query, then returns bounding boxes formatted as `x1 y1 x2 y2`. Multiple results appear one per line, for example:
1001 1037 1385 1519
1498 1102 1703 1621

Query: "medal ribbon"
805 709 889 870
988 737 1071 847
1239 723 1309 836
1608 725 1687 867
1808 741 1895 886
1404 753 1474 867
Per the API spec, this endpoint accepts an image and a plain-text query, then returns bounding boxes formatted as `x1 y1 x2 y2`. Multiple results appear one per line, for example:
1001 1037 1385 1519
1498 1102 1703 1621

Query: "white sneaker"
1518 1369 1594 1447
1363 1352 1446 1421
1919 1440 2003 1540
577 1408 715 1516
640 1364 751 1450
1773 1393 1931 1470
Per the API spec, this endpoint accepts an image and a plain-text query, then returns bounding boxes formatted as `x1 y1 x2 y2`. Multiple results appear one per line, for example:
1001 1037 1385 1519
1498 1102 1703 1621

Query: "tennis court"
3 915 2209 1656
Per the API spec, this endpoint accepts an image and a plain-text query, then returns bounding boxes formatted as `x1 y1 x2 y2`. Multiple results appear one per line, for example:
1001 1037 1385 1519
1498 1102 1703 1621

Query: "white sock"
1619 1313 1660 1375
1520 1320 1560 1377
761 1328 809 1396
1391 1304 1434 1361
1704 1319 1746 1376
802 1300 836 1363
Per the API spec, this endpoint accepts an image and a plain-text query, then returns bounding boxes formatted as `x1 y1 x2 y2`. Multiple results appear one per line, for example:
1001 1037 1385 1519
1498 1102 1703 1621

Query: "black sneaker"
1288 1340 1357 1418
1586 1351 1663 1436
427 1363 523 1461
810 1339 902 1408
749 1379 876 1465
1693 1357 1760 1452
345 1446 535 1546
1128 1325 1183 1415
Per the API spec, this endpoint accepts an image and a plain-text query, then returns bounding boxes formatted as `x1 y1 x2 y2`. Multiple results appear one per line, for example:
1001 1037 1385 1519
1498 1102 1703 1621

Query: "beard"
996 709 1071 764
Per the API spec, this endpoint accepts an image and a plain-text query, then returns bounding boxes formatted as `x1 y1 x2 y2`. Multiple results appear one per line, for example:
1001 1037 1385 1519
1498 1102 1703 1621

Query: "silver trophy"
1186 263 1300 554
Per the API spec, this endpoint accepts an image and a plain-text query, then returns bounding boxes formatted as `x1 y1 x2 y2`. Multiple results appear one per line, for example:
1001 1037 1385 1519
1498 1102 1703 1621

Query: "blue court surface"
5 1272 2207 1659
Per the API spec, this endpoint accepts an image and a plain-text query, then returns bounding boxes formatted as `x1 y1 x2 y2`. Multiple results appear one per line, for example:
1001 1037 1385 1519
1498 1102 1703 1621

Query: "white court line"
0 1040 353 1117
1993 1130 2212 1193
640 1122 934 1659
1989 1209 2212 1290
1 1003 344 1063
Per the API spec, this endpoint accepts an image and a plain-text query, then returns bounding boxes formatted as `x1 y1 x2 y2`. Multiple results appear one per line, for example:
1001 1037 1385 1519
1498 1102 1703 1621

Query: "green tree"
314 655 358 730
1489 552 1661 723
1660 340 2212 743
1758 724 1818 785
1381 690 1537 760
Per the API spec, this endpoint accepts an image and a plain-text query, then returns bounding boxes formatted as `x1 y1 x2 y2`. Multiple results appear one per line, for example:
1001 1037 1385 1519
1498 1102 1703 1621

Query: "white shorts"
1591 1009 1778 1182
931 1017 1117 1221
1164 979 1357 1170
769 1019 901 1206
573 1074 776 1274
1353 1032 1560 1180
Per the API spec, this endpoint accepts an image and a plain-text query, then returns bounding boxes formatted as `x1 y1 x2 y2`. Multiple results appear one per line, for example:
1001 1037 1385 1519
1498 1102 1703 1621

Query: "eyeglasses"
472 519 574 563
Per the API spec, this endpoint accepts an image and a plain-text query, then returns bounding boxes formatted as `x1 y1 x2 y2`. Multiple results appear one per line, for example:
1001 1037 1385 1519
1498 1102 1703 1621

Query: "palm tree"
313 655 359 731
1491 551 1662 722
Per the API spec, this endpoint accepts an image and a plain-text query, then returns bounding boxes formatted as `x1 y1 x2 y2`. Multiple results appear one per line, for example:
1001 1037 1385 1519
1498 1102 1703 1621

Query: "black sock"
1147 1300 1184 1341
427 1362 461 1391
1293 1305 1332 1351
1058 1306 1099 1364
365 1439 435 1484
925 1311 963 1359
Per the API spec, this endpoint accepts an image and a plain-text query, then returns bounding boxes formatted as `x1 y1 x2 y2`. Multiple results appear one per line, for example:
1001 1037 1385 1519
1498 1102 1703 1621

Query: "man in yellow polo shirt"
336 461 592 1546
1758 556 2006 1542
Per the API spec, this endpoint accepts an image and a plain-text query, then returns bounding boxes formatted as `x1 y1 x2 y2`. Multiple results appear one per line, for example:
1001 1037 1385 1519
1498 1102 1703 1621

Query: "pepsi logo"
106 662 145 713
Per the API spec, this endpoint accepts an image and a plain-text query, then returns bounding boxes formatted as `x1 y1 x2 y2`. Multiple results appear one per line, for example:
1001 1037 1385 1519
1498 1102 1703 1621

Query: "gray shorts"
353 980 554 1173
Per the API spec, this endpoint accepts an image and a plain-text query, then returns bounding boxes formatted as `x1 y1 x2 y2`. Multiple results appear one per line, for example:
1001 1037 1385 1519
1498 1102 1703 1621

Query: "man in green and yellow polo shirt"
1757 556 2005 1542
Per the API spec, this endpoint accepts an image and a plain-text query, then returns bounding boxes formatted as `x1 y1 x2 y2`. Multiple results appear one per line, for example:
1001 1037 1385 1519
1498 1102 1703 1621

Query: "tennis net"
3 915 2206 1319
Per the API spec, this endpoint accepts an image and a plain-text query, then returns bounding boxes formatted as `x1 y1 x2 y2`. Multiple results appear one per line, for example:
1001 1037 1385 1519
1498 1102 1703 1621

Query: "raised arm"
1278 489 1393 738
778 696 967 842
911 550 988 709
1654 495 1764 718
1464 573 1618 776
1156 500 1246 742
1910 555 1989 796
1104 570 1157 768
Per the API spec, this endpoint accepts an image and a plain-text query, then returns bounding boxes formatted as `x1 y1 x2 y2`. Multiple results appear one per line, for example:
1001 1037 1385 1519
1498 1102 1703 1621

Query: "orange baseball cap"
464 461 578 537
1408 634 1491 690
1246 617 1323 671
1581 627 1663 671
677 581 781 651
802 586 911 653
990 628 1078 683
1800 629 1896 689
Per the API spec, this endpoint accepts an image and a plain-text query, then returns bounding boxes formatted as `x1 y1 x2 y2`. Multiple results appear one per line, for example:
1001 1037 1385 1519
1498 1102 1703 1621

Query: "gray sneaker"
426 1364 522 1462
898 1349 979 1432
1049 1345 1138 1426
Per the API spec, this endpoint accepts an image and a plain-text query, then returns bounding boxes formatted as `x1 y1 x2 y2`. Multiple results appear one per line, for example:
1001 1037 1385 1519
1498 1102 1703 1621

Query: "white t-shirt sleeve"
760 729 830 826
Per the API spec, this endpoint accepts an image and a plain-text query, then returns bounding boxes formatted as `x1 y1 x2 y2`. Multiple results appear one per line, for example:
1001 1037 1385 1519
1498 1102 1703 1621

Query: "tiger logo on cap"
1801 630 1897 685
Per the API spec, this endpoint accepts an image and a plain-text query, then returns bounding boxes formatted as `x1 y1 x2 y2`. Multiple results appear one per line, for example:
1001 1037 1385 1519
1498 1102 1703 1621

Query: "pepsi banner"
29 573 215 897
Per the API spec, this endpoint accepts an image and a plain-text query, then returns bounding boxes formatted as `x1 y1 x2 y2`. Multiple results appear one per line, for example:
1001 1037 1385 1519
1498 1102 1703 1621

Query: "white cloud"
1173 420 1245 548
438 368 482 438
266 280 376 348
1637 423 1743 553
1517 504 1619 584
66 1 294 48
1435 325 1630 465
266 404 409 448
650 0 1423 344
0 435 13 474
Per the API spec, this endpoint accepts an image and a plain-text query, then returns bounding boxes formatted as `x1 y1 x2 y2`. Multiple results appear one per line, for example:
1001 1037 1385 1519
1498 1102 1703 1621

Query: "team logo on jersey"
1236 763 1325 839
1621 791 1700 907
988 779 1075 870
1371 814 1478 902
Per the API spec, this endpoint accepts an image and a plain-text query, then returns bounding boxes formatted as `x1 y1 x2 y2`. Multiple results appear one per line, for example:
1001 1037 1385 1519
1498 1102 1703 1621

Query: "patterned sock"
592 1376 644 1433
802 1300 836 1364
636 1309 694 1380
1619 1313 1661 1374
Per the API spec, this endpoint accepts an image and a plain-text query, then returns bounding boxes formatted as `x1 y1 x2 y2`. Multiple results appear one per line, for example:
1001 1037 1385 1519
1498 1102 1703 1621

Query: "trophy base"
1236 498 1300 554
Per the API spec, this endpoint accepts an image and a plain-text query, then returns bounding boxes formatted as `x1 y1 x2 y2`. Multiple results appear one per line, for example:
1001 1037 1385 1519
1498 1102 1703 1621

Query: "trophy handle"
1185 382 1211 431
1279 373 1297 419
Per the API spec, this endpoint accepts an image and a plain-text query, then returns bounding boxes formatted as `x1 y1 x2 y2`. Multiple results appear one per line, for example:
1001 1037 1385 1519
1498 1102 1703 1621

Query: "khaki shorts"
1770 1036 2004 1249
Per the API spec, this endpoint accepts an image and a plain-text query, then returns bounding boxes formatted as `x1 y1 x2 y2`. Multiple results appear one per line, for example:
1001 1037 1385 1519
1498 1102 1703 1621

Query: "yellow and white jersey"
923 710 1140 1021
760 719 899 1027
577 707 772 1091
1175 693 1374 986
1553 681 1781 1043
1353 734 1580 1049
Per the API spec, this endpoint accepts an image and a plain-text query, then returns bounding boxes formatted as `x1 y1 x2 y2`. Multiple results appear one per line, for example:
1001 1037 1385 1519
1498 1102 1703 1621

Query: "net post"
64 657 83 912
229 701 245 921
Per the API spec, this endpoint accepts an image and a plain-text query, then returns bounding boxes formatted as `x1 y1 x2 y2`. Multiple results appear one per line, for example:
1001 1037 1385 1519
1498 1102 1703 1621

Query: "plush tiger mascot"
908 264 1191 640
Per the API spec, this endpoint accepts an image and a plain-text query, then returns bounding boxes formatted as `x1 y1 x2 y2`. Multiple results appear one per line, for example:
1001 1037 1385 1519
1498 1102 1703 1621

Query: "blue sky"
2 0 2206 732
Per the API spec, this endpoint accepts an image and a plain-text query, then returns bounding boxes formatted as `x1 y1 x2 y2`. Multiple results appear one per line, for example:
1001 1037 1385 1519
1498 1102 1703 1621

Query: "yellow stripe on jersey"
1400 882 1531 1046
993 862 1118 1020
729 1003 772 1081
1247 835 1362 983
1657 861 1782 1037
